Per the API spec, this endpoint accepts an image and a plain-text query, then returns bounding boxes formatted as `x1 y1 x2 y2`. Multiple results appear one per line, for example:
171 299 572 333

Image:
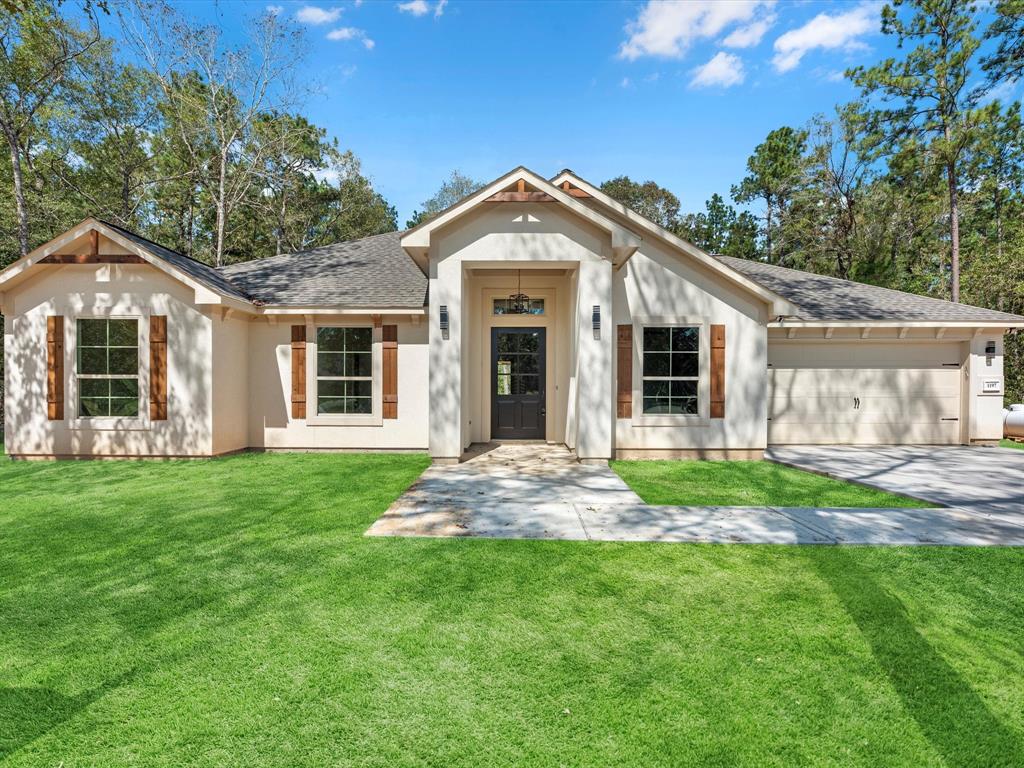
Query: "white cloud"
621 77 632 88
619 0 773 60
296 5 343 24
435 0 447 18
266 4 284 15
327 25 375 48
723 14 775 48
772 3 877 73
689 51 746 88
398 0 430 16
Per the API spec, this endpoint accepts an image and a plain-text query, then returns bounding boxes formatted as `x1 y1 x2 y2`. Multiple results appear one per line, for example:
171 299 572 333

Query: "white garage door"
768 342 964 445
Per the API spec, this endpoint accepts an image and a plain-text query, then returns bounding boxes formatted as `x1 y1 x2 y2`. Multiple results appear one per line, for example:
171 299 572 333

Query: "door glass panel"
496 359 511 395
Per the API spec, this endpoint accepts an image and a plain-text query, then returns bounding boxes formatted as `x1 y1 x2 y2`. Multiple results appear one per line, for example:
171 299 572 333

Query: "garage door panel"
768 342 963 445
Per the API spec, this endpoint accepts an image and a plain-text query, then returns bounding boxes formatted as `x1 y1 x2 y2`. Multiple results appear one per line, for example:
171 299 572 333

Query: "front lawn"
2 452 1022 767
612 459 932 507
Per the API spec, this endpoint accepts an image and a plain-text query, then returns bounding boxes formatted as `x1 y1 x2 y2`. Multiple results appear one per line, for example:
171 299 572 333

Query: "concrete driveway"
767 445 1024 521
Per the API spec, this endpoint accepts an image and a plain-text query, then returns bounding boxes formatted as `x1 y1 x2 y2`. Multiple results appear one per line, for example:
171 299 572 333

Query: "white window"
316 327 372 415
77 318 140 418
641 326 699 415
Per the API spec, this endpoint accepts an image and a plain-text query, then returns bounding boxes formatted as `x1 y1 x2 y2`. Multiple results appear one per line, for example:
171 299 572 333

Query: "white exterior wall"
967 332 1006 442
212 313 250 454
247 317 429 450
614 240 769 456
3 263 214 457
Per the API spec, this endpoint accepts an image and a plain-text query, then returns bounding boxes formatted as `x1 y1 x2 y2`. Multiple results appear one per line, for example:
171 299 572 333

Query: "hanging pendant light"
508 269 531 314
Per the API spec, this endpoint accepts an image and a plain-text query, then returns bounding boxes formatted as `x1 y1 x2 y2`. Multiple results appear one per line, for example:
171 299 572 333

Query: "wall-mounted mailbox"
982 379 1003 394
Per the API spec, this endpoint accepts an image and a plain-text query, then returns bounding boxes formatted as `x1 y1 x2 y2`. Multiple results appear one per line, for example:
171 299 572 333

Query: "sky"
146 0 1015 225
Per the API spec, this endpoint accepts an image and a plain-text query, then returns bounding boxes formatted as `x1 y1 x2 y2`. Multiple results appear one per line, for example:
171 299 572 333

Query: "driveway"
767 445 1024 520
368 443 1024 545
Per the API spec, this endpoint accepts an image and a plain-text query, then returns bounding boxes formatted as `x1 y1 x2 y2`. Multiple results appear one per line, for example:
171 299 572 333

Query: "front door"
491 327 546 440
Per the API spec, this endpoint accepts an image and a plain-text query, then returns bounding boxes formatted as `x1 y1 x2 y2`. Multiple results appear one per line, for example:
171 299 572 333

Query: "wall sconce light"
592 305 601 339
439 305 449 340
986 340 996 366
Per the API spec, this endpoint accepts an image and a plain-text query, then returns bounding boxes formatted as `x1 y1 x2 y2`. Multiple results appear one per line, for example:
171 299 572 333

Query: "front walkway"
366 443 1024 546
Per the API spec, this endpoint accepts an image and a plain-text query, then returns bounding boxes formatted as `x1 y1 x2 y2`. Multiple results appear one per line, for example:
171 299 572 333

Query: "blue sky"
159 1 1013 224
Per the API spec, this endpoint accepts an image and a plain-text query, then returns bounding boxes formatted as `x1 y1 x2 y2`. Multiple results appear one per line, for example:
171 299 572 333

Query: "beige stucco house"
2 166 1022 462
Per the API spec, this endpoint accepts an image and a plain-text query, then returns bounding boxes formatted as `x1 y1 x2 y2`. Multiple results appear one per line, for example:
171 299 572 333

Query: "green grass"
1001 439 1024 450
612 459 933 507
2 453 1023 767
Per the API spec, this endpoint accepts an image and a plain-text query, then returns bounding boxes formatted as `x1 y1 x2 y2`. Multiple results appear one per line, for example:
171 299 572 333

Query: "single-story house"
2 166 1022 462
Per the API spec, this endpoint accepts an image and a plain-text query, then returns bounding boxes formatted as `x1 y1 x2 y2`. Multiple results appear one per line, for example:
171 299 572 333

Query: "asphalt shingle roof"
716 255 1024 324
100 220 255 303
218 231 427 308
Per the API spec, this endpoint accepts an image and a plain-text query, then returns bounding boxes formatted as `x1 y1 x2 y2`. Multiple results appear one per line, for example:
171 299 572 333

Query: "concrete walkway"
366 443 1024 546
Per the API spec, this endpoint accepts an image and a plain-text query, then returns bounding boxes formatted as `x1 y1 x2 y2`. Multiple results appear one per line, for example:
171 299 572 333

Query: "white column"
428 257 463 461
967 332 1004 444
575 259 614 461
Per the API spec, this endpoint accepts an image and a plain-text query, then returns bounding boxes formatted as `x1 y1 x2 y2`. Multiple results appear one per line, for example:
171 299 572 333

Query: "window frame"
630 317 710 427
492 297 545 316
305 320 383 427
67 311 152 431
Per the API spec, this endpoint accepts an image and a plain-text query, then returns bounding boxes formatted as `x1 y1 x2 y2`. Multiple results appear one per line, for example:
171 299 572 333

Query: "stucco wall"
212 313 250 454
247 317 429 450
614 238 769 454
3 263 214 457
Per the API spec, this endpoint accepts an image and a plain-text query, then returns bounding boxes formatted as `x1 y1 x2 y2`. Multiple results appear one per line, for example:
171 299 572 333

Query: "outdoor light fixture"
507 269 531 314
592 305 601 339
986 341 996 355
439 305 449 339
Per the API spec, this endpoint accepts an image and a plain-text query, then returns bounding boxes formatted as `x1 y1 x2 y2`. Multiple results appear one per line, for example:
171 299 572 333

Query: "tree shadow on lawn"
0 671 135 759
807 548 1023 767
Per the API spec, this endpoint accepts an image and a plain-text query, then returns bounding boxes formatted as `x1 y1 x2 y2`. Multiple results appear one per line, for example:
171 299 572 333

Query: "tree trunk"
946 161 960 303
765 198 773 264
4 125 30 256
215 149 228 267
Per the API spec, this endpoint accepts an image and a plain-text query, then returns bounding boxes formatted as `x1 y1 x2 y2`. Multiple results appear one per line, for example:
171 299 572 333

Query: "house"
2 166 1022 462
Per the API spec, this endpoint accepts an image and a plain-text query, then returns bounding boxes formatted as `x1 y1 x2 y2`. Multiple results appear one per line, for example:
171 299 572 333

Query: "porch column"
428 257 463 462
575 259 614 462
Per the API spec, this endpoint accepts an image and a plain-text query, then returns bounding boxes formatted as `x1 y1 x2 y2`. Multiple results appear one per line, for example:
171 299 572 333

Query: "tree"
983 0 1024 84
598 175 681 230
969 101 1024 262
731 126 808 265
122 0 307 266
678 193 748 254
405 170 483 228
0 0 100 255
849 0 984 302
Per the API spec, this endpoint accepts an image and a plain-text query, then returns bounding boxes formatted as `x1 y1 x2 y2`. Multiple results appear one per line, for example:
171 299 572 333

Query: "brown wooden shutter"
382 324 398 419
710 324 725 419
291 325 306 419
150 316 168 420
617 324 632 418
46 316 64 420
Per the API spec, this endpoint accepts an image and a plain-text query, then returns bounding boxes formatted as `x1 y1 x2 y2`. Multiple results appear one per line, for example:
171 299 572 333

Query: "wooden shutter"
617 324 632 419
710 324 725 419
382 325 398 419
150 316 168 420
291 325 306 419
46 316 64 420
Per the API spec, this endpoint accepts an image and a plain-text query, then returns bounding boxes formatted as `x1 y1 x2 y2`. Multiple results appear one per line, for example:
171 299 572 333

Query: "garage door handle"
853 397 860 409
941 417 959 421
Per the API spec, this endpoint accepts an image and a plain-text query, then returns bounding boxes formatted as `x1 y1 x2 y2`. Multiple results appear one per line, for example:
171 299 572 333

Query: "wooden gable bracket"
559 180 592 198
485 191 557 202
42 228 146 264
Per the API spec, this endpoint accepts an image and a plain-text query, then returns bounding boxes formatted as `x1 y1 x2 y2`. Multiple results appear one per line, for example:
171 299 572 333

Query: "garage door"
768 342 963 445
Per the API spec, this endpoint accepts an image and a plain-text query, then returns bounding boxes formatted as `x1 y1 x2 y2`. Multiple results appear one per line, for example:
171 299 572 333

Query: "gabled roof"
98 220 254 303
219 231 427 308
0 218 255 306
400 166 643 268
551 170 799 318
716 256 1024 325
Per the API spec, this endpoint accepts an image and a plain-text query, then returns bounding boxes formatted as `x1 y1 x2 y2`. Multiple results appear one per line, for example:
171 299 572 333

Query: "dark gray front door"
491 327 546 440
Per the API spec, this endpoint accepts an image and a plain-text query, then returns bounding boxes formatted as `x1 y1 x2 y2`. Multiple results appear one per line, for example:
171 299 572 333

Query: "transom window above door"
77 318 140 418
493 298 544 315
316 327 372 415
642 326 699 415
